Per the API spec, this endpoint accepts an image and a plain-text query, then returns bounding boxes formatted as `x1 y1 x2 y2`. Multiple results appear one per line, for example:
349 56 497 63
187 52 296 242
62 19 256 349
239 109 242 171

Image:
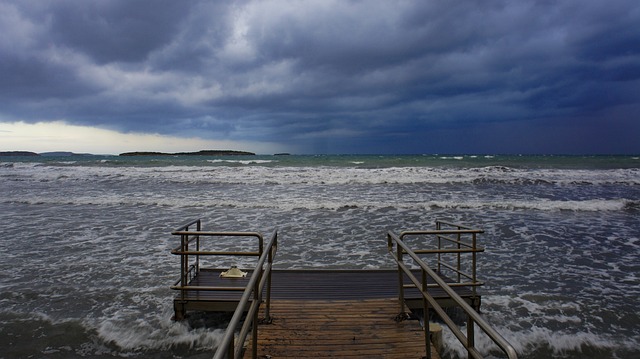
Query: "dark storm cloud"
46 1 189 64
1 0 638 153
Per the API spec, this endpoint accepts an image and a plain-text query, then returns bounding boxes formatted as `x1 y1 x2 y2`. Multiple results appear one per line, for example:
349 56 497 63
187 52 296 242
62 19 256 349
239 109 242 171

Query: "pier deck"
173 269 481 318
169 220 518 359
243 298 437 359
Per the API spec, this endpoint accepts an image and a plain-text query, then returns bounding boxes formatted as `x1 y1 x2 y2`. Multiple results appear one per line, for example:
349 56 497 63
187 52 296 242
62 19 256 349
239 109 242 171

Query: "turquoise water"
1 154 639 358
8 153 639 169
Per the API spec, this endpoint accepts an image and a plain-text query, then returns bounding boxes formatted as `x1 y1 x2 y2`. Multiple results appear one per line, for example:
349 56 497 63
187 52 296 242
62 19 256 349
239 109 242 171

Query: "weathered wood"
173 269 480 317
243 299 440 359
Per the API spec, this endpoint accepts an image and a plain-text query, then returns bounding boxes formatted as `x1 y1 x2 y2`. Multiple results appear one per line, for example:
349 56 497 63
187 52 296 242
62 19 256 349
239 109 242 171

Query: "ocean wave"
4 195 635 213
431 199 636 212
441 323 640 359
207 159 276 165
0 305 226 356
439 292 640 358
624 200 640 211
3 165 639 186
94 310 224 352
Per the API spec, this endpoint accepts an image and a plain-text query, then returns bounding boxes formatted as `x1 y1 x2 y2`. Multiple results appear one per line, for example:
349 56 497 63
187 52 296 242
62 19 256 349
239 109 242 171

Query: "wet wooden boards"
243 298 439 359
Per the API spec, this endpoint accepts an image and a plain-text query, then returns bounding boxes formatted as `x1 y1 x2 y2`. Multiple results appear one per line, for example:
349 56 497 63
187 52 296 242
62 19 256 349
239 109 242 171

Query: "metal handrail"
173 218 202 233
171 229 265 295
169 219 278 359
387 229 517 359
213 230 278 359
399 221 485 296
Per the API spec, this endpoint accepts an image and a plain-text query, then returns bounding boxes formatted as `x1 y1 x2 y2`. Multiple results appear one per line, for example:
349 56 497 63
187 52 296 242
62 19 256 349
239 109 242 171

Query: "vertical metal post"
185 231 189 282
467 316 475 359
472 232 477 297
256 234 265 316
436 221 442 273
252 274 259 359
456 230 461 284
195 221 201 274
396 237 405 313
181 233 187 301
265 267 272 321
227 339 234 359
422 269 431 359
264 234 275 321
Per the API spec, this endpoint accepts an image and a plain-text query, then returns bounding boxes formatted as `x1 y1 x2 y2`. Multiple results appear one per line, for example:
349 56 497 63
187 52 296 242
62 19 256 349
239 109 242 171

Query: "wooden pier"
173 269 481 319
174 269 456 358
243 298 437 359
170 219 518 359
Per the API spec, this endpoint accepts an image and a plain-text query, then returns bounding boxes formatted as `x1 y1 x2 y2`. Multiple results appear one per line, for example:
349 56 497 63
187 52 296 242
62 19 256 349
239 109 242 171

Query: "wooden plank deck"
174 269 481 317
243 298 438 359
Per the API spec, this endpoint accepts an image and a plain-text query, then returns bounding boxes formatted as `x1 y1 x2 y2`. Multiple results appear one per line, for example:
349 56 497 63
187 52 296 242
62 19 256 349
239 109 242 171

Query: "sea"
0 154 638 359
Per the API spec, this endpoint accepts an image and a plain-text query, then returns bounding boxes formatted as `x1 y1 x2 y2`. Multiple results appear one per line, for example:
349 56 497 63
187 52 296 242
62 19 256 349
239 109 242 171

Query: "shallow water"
1 155 639 358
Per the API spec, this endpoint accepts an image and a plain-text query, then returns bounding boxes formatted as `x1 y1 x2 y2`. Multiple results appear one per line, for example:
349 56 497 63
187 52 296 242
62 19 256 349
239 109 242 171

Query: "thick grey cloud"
1 0 638 154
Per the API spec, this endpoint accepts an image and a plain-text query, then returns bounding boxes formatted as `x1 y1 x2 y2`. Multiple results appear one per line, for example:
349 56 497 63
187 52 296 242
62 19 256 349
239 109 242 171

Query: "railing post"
396 234 405 313
252 275 259 359
265 233 276 321
467 316 475 359
457 229 462 284
181 233 187 301
196 221 201 274
436 221 442 273
227 339 234 359
422 269 431 359
387 227 518 359
472 232 477 298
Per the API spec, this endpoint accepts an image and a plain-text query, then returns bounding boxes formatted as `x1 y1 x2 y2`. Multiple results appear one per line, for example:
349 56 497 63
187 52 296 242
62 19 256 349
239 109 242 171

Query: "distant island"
0 151 40 156
0 151 95 157
40 152 93 157
119 150 255 156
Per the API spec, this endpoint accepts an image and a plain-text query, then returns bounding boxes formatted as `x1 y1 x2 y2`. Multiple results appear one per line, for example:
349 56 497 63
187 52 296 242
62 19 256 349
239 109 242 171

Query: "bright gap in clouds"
0 122 283 155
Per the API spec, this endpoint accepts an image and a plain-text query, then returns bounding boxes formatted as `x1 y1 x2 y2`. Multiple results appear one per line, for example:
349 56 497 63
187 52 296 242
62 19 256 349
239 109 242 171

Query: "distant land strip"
0 151 40 156
119 150 255 156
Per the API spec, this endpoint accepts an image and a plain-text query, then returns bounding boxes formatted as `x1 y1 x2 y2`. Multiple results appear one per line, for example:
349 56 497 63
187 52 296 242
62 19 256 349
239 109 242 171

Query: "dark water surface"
1 154 639 358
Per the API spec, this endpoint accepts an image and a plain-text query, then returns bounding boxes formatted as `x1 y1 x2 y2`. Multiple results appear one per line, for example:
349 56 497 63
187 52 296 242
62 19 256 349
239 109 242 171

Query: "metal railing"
169 219 278 359
387 220 517 359
398 220 485 305
213 230 277 359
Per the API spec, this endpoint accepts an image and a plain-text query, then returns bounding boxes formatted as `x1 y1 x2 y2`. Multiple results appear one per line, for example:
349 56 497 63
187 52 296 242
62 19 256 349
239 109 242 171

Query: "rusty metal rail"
387 220 517 359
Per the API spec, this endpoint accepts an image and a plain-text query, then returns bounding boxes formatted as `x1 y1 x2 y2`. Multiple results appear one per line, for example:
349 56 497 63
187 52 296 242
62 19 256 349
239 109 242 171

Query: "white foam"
2 157 639 358
441 323 639 358
4 161 640 187
207 159 275 165
4 193 632 213
5 162 637 214
94 313 224 351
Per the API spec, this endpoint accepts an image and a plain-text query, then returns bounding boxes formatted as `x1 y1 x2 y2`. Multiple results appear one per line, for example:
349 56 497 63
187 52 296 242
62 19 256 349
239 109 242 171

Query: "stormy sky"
1 0 639 154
